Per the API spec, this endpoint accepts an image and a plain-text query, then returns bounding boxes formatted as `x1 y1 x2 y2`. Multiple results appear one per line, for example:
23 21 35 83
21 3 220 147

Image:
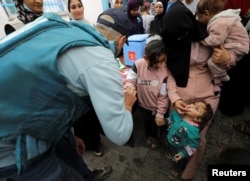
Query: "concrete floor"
82 107 250 181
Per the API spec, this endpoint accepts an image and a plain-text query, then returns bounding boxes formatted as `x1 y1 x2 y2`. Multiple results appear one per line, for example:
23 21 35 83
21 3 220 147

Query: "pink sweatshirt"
167 42 220 113
202 9 249 66
126 58 169 118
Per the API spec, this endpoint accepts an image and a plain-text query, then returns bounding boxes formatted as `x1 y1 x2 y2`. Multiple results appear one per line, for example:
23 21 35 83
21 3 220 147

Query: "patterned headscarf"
14 0 43 24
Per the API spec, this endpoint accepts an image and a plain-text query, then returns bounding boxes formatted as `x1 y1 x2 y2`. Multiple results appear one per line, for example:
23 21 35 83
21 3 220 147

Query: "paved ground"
82 106 250 181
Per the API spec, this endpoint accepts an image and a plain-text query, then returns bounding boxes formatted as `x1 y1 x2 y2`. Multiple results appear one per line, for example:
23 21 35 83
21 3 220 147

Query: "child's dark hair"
196 0 226 15
199 101 213 130
144 34 166 69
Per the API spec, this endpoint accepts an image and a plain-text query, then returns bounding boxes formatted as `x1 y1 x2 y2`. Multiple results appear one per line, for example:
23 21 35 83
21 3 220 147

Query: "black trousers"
219 52 250 116
138 106 159 139
73 104 103 151
0 136 92 181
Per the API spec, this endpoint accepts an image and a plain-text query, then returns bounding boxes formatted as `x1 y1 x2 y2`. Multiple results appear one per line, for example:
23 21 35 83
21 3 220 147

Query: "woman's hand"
174 154 182 162
173 99 188 115
212 45 230 66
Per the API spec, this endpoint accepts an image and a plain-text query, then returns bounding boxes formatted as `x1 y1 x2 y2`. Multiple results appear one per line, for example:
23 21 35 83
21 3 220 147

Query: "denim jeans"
0 136 92 181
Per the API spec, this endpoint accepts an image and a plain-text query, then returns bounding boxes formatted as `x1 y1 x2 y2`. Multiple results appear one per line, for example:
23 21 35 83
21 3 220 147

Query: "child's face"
185 102 207 122
114 0 123 10
146 54 166 69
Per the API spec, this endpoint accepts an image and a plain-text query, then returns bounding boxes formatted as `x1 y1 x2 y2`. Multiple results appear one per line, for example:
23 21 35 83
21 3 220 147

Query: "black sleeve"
4 24 16 35
131 63 137 73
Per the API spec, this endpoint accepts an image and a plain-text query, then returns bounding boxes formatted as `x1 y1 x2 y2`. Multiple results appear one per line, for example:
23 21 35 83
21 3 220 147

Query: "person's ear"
117 35 127 48
116 35 127 56
203 10 210 17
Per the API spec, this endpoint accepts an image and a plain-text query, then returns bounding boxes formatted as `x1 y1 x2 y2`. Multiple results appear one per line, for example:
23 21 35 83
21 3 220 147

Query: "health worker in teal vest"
0 8 135 181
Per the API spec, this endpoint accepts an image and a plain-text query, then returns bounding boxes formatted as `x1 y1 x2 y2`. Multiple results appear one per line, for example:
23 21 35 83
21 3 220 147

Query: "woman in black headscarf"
161 0 207 87
149 0 167 35
126 0 145 35
160 0 231 179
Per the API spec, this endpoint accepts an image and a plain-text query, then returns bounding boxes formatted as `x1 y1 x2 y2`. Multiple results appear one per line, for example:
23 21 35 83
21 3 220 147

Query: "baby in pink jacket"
196 0 249 95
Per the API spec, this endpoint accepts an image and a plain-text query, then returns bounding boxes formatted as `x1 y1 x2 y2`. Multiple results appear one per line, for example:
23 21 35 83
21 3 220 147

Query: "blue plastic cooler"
123 34 149 66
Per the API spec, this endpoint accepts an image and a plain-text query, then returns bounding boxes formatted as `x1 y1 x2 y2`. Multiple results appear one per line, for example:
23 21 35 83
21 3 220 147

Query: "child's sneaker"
92 147 103 157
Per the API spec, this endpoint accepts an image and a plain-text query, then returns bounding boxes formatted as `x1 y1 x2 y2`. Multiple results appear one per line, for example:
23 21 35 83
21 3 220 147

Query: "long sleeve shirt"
57 46 133 145
166 110 200 158
167 42 220 114
126 58 169 118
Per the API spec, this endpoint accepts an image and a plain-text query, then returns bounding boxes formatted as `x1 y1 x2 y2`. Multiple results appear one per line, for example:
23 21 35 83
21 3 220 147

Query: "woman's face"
69 0 84 20
150 3 155 11
114 0 123 10
130 8 139 17
155 3 164 15
23 0 43 14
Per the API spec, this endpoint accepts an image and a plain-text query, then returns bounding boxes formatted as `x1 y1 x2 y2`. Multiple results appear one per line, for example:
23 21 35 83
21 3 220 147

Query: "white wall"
82 0 109 25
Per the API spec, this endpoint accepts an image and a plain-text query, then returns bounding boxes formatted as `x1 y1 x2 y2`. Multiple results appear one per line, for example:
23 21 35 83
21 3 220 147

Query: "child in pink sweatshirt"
196 0 249 95
125 34 169 150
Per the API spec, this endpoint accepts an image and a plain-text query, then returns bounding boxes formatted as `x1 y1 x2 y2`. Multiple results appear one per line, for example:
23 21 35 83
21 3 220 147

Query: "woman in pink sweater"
161 1 231 180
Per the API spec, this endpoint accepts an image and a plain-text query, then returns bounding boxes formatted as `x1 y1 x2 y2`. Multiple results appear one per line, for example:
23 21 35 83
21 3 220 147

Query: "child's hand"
74 135 86 156
155 117 165 126
173 154 182 162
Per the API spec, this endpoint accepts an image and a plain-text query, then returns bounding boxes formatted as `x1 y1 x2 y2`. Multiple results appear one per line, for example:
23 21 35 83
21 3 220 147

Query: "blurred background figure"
126 0 145 35
140 4 154 33
149 1 156 15
182 0 200 14
113 0 124 10
149 0 167 34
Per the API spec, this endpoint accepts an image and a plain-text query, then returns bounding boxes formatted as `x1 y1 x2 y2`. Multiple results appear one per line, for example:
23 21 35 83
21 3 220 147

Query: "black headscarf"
161 1 208 87
149 0 167 34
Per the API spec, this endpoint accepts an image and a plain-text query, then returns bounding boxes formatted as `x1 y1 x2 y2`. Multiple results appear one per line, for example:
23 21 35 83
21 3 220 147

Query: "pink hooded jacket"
126 59 169 118
202 9 249 66
167 42 219 113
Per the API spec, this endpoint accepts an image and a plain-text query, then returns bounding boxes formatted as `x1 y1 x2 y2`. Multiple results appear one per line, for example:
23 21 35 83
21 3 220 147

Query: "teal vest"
0 13 113 172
